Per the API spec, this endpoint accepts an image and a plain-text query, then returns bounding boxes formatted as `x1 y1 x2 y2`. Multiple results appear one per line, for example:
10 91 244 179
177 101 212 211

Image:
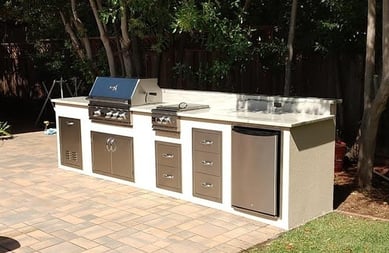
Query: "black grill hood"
88 77 162 106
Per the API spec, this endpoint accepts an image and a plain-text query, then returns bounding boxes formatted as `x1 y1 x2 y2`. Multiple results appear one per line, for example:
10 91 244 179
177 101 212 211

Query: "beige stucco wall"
287 119 335 228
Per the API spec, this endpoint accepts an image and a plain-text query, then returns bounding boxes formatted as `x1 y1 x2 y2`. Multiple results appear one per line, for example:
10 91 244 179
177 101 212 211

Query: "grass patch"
243 212 389 253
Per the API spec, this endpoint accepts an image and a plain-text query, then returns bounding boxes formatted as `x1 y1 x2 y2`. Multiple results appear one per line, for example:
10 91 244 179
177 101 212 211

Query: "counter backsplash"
161 89 340 116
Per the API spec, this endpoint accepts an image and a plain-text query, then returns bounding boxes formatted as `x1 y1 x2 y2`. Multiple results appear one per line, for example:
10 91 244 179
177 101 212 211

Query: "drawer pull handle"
201 160 214 166
66 121 75 126
200 140 213 145
162 174 174 179
201 182 214 188
162 153 174 159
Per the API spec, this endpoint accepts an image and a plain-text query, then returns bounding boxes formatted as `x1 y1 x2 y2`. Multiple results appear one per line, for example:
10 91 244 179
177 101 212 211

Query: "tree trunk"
59 11 85 61
131 35 144 77
119 1 133 77
358 0 389 189
363 0 376 109
89 0 117 76
284 0 298 96
71 0 93 61
243 0 252 12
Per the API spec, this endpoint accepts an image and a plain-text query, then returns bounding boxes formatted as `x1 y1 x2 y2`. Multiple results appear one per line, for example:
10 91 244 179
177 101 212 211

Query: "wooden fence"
2 41 389 156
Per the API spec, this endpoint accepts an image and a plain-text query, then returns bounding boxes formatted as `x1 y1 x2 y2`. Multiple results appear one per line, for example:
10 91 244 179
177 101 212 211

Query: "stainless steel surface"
151 110 179 132
59 117 82 169
88 105 132 126
193 172 221 201
88 77 162 104
154 103 209 112
192 128 222 203
155 141 182 193
91 131 134 182
193 151 221 176
151 103 209 132
192 129 221 154
88 77 162 126
231 126 280 217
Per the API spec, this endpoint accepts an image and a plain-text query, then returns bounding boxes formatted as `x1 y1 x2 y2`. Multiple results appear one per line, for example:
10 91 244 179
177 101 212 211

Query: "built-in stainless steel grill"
151 102 209 132
88 77 162 126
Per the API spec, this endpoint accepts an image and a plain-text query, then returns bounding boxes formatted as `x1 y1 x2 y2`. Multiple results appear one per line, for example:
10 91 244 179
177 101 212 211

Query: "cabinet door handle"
105 137 116 152
201 160 214 166
66 121 75 126
200 140 213 145
201 182 214 188
110 138 117 152
162 173 174 179
105 138 112 152
162 153 174 159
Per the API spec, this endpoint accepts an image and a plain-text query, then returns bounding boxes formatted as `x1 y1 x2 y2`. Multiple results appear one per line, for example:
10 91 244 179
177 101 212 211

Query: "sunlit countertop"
52 89 335 129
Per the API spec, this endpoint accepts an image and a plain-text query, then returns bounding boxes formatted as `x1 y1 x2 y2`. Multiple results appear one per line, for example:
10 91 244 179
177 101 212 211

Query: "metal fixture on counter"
151 102 209 132
87 77 162 126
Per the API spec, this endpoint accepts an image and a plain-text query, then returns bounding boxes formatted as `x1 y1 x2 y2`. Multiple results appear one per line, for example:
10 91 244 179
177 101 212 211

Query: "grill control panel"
151 112 179 132
88 106 131 126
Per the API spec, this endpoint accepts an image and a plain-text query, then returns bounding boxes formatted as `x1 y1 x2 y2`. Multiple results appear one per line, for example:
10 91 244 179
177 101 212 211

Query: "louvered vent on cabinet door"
65 150 79 162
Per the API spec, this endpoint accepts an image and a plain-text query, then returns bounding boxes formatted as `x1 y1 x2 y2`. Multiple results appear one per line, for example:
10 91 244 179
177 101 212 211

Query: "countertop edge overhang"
51 96 335 129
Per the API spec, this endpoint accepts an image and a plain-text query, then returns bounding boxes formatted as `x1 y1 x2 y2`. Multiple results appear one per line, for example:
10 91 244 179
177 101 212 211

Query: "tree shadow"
333 183 355 209
333 166 357 209
0 236 21 252
0 96 53 134
333 163 389 209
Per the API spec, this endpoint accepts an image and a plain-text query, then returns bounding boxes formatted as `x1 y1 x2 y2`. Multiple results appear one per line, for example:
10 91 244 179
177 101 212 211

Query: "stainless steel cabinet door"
111 136 134 181
59 117 82 169
231 127 279 217
91 131 134 182
91 131 111 175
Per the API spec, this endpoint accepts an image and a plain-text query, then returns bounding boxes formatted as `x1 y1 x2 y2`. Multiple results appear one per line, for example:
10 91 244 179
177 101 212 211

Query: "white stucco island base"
52 89 337 230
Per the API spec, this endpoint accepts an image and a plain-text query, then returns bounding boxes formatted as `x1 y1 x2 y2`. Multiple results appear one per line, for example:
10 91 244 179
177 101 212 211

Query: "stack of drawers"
192 128 222 202
155 141 182 193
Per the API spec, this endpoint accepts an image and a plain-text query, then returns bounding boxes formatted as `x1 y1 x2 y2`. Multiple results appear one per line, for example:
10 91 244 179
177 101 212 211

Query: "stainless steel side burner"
151 102 209 132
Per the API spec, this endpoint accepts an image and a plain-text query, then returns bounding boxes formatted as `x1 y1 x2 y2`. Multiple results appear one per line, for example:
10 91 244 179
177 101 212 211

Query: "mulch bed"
334 165 389 220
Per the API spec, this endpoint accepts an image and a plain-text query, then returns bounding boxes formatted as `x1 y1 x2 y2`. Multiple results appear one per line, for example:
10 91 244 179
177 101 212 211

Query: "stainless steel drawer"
193 129 221 154
156 166 181 193
193 173 222 202
193 151 221 176
155 141 181 168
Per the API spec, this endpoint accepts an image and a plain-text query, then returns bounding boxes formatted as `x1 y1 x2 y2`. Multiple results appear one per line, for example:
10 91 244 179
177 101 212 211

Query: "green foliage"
102 0 174 49
244 212 389 253
255 38 286 70
0 121 11 136
1 0 373 89
172 0 253 86
291 0 367 54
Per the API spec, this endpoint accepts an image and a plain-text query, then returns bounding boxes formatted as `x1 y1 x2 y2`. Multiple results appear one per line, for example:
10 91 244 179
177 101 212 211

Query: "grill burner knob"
155 116 170 124
179 102 188 109
93 109 102 117
118 112 127 120
105 111 113 118
159 116 168 124
111 112 119 119
163 117 171 124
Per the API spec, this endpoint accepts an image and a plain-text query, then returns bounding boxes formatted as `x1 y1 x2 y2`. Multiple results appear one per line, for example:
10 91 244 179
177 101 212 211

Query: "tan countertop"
52 91 334 129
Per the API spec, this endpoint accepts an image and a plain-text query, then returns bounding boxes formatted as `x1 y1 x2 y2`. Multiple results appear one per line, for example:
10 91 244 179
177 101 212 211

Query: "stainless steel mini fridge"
231 126 280 217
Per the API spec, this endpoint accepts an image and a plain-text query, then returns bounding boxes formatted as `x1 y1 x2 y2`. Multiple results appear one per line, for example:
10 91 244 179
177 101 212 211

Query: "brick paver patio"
0 131 282 252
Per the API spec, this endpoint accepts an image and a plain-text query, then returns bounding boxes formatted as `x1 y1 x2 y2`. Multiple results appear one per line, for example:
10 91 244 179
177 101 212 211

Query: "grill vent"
65 150 78 161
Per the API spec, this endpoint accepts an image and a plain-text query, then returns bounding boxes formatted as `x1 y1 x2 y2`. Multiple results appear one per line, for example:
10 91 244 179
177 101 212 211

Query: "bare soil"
334 165 389 220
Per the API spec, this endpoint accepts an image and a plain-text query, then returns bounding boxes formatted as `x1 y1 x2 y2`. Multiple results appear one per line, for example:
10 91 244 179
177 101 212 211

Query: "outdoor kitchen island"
52 88 337 230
